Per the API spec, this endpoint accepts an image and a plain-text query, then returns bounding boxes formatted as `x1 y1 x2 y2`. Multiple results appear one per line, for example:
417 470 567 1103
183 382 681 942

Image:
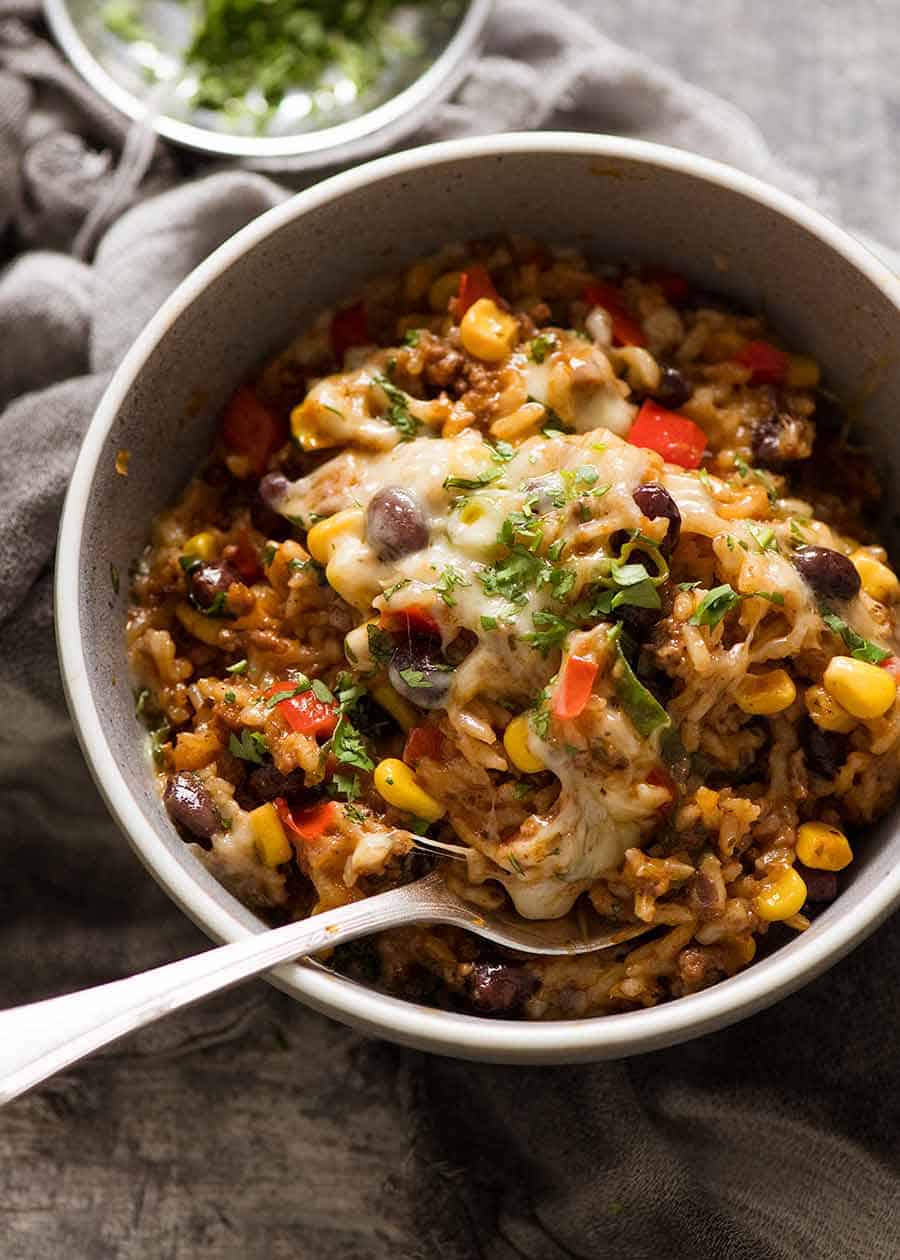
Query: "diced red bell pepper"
265 683 339 738
457 265 498 315
647 766 677 813
330 301 369 363
221 387 286 476
582 281 646 347
381 605 442 639
224 529 263 583
628 400 707 470
642 266 691 305
404 725 446 765
552 656 598 721
275 797 339 843
734 340 789 385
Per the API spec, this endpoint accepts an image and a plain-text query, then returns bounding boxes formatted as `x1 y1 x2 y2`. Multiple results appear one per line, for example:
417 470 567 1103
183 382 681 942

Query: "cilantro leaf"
821 610 890 664
402 329 421 347
488 439 516 464
435 565 470 607
330 714 374 771
229 730 268 764
373 374 420 440
523 610 572 655
529 332 557 363
689 584 742 628
367 623 395 666
443 471 501 491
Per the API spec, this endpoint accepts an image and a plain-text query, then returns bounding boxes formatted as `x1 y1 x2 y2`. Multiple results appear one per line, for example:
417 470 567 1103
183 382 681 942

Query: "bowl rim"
57 131 900 1062
42 0 493 164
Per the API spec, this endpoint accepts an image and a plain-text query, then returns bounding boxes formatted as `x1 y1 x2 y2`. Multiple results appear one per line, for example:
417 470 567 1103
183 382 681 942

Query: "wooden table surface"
3 3 899 1258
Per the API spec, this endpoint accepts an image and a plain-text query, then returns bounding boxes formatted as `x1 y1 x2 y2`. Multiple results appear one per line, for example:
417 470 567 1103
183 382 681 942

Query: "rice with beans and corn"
127 237 900 1019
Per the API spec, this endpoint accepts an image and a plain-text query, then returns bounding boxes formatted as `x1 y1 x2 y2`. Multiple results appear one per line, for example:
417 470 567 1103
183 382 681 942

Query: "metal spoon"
0 870 648 1105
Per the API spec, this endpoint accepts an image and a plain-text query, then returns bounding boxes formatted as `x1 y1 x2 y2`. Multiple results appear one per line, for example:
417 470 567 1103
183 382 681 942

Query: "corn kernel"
428 270 462 313
754 867 808 922
305 509 365 564
370 681 418 732
785 354 821 389
796 821 853 871
804 683 857 733
823 655 896 719
374 758 445 822
460 298 519 363
458 500 485 525
183 531 217 561
175 601 225 647
503 714 546 773
850 549 900 603
733 669 796 716
249 802 292 867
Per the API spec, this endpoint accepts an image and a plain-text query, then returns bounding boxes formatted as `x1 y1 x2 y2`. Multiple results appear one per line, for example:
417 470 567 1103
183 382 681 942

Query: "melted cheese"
269 405 896 919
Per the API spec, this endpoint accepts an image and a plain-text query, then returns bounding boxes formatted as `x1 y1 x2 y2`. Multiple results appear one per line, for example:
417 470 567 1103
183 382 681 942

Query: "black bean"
366 487 429 562
190 561 240 611
793 546 861 601
803 720 848 779
164 773 219 845
651 366 692 410
751 410 814 470
250 491 292 541
243 764 308 805
613 603 661 642
797 865 839 904
468 961 539 1015
388 640 454 710
523 473 565 515
632 481 682 556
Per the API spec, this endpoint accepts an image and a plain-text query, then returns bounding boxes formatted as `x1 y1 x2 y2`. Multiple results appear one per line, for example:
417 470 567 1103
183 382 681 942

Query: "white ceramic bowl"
57 134 900 1063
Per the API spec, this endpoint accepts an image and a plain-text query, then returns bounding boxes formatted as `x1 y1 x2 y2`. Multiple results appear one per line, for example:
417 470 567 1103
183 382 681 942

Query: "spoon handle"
0 876 444 1107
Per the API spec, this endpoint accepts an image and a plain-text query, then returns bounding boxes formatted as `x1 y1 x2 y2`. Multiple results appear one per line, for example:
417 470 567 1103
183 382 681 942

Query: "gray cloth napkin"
1 3 898 1258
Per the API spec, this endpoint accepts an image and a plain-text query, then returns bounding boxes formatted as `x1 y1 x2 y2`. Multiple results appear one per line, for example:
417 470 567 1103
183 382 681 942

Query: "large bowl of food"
56 134 900 1063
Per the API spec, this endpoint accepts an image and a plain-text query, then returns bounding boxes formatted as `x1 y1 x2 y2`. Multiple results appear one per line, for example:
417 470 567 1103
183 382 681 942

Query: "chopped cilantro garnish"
229 730 268 764
523 610 572 655
512 780 532 800
194 590 236 619
435 565 470 606
289 557 327 585
531 697 551 739
488 439 516 463
262 543 278 566
746 523 778 554
529 332 557 363
821 610 890 663
178 554 203 574
402 328 421 347
753 590 786 606
330 714 374 771
383 578 411 601
789 519 809 543
149 722 171 766
226 659 248 674
311 678 336 704
224 690 236 704
264 678 311 708
367 623 395 665
373 374 420 440
689 584 742 628
443 470 501 491
398 668 431 689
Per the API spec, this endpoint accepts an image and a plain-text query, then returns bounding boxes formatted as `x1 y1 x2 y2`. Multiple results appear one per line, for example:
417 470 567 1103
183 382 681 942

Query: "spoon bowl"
0 868 648 1106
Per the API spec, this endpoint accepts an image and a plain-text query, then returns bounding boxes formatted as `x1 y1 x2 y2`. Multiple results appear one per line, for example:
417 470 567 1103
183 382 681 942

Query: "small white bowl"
56 133 900 1063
